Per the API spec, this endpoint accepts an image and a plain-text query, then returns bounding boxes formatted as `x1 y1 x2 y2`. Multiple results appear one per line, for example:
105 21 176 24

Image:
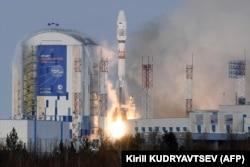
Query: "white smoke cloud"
126 0 250 118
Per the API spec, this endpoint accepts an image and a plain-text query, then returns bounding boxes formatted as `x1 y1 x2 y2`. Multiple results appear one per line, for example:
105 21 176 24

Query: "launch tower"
186 56 193 115
99 55 108 134
142 56 153 119
229 58 246 105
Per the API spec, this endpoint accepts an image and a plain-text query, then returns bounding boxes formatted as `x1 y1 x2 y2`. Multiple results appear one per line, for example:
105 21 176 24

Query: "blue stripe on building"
61 121 63 141
55 107 57 121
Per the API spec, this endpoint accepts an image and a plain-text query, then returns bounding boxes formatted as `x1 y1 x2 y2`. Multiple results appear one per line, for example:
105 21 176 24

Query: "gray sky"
0 0 182 119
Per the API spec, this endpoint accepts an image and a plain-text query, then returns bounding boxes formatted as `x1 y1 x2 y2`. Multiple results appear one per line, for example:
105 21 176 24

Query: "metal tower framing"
186 56 193 115
22 46 37 119
99 56 108 135
142 56 153 119
90 62 99 136
229 59 246 105
99 57 108 117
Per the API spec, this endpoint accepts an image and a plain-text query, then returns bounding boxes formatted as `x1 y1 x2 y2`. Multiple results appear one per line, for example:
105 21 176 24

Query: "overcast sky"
0 0 182 119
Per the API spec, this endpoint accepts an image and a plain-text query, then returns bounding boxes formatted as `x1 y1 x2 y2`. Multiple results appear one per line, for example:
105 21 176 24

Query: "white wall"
126 118 189 136
0 120 70 153
124 105 250 137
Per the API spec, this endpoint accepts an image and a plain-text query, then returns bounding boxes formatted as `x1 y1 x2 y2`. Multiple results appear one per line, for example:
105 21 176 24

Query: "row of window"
196 125 250 133
135 125 250 133
43 115 72 122
135 126 188 133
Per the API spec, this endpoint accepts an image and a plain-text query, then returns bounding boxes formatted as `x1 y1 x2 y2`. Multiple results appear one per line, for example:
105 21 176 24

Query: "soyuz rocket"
115 10 127 120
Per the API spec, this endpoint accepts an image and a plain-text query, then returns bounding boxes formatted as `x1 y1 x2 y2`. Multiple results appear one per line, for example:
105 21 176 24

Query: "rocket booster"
117 10 127 87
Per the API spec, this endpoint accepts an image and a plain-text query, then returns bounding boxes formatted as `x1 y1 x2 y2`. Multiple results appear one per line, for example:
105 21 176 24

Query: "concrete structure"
12 28 106 141
0 120 69 153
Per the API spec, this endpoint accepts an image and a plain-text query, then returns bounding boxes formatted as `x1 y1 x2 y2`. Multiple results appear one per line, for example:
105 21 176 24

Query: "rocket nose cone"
117 10 126 23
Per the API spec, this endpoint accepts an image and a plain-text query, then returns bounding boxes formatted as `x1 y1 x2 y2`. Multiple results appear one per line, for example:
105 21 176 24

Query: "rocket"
115 10 127 120
117 10 127 87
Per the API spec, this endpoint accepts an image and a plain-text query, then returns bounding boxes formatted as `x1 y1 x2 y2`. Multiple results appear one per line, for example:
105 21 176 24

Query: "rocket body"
117 10 127 88
115 10 127 120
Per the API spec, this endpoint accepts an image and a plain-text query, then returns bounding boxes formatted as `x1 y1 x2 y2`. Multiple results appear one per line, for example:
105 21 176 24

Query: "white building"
12 28 107 140
0 120 69 153
125 105 250 141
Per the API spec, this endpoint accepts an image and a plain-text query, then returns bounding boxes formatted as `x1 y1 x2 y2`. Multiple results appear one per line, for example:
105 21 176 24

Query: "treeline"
1 128 250 167
0 139 120 167
0 128 121 167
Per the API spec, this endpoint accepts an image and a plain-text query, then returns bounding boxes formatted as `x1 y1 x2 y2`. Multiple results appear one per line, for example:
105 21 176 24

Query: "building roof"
27 28 98 45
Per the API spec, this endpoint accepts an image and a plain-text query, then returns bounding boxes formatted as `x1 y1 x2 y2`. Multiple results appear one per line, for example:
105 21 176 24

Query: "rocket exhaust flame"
109 115 125 139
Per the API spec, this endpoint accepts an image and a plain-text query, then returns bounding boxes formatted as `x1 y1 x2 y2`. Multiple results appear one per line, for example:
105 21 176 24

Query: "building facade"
12 28 107 140
125 105 250 142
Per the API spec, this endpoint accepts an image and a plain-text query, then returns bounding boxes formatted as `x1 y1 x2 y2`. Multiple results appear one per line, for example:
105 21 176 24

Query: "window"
183 127 187 131
155 127 159 132
142 127 145 132
176 127 180 132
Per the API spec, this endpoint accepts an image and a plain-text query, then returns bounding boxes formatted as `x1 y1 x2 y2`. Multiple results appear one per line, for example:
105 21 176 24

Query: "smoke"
102 40 140 121
126 0 250 118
